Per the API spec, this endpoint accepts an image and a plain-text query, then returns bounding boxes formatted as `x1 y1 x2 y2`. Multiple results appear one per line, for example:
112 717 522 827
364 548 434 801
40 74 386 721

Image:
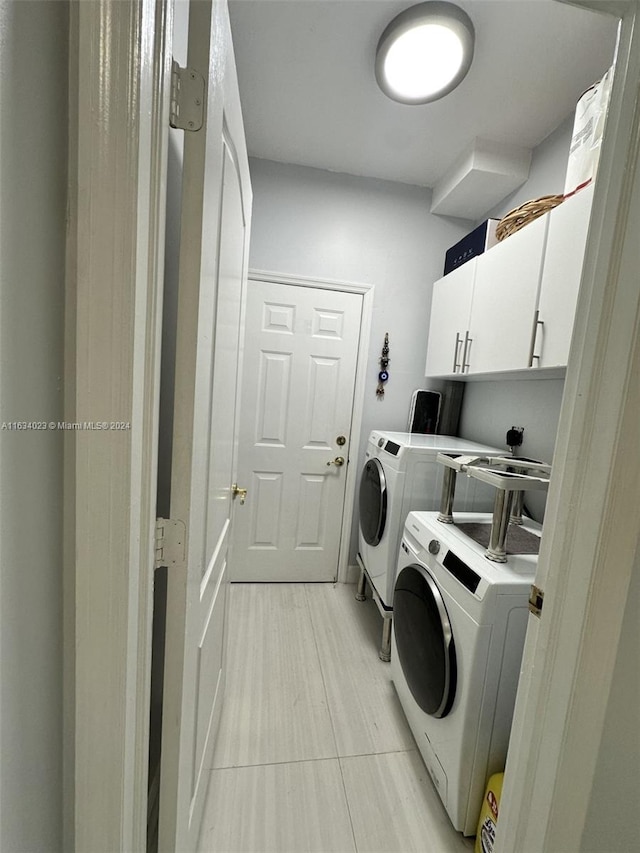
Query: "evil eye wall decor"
376 333 390 397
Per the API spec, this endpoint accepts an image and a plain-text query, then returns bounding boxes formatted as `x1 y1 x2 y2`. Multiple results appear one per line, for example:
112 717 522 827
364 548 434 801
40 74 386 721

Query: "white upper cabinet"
467 214 548 374
425 260 477 376
425 185 594 379
535 184 594 367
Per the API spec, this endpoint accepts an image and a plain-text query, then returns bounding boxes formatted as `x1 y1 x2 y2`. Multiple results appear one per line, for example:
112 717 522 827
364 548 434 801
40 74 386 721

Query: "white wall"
0 2 68 850
247 158 471 561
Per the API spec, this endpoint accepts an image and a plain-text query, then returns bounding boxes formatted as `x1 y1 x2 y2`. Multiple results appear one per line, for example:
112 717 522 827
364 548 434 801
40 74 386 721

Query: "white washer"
391 510 540 835
356 431 503 660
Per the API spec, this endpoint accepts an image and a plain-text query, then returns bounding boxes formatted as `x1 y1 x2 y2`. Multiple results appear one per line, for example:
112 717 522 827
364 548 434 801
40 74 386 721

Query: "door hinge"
155 518 187 570
528 584 544 618
169 60 205 132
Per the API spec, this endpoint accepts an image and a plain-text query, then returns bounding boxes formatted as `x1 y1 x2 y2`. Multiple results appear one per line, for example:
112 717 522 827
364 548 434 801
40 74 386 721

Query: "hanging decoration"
376 332 390 397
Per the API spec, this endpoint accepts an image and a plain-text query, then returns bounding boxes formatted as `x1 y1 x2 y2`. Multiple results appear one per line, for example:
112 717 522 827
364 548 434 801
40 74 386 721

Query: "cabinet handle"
462 331 472 372
528 310 544 367
453 333 462 372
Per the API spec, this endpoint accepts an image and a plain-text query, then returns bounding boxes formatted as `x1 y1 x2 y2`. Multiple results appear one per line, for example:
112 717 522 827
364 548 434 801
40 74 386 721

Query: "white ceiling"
228 0 618 189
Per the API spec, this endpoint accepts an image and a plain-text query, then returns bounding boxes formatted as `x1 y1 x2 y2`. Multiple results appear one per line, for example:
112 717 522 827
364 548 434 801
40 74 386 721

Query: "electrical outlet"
506 426 524 448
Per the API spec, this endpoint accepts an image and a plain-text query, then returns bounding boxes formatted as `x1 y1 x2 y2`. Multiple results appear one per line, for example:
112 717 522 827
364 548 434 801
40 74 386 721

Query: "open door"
158 0 252 849
496 3 640 851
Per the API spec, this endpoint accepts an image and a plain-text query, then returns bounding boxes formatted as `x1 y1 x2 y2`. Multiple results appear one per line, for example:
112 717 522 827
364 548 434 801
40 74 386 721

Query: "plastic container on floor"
475 772 504 853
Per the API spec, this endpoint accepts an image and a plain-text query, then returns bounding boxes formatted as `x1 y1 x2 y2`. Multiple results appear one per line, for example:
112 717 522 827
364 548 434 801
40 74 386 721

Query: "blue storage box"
444 219 499 275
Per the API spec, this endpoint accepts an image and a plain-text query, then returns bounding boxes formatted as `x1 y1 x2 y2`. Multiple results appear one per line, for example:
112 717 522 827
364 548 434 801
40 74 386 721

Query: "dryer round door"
393 564 457 718
359 458 387 546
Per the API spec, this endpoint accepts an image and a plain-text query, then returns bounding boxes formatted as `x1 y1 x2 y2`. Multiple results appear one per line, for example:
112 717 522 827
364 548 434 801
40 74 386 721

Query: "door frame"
496 1 640 849
247 269 374 583
64 0 171 849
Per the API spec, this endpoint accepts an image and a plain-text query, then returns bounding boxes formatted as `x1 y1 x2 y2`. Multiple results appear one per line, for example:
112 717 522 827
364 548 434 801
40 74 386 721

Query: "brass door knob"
326 456 345 467
231 483 248 504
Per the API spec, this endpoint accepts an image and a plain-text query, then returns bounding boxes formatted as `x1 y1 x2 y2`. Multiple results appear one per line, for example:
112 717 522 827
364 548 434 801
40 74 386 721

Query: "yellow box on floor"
475 772 504 853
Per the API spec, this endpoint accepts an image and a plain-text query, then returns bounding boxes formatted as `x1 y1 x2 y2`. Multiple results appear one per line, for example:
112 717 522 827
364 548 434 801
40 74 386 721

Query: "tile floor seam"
213 754 347 772
304 582 342 760
304 584 360 853
336 755 360 852
336 746 415 761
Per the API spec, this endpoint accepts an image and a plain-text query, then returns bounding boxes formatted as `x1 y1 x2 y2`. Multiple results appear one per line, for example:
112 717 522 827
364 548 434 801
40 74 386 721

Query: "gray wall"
0 2 68 849
485 113 574 223
247 158 471 561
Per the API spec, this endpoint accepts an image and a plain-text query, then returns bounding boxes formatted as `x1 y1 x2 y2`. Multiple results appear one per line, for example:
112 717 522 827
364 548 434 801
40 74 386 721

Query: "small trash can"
475 772 504 853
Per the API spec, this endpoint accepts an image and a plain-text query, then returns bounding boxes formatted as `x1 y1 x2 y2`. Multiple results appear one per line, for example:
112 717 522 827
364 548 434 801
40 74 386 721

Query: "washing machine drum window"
394 564 457 718
359 458 387 546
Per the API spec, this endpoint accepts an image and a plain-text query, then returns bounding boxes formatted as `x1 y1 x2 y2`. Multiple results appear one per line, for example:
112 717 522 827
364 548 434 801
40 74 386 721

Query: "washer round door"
393 564 457 718
359 458 387 546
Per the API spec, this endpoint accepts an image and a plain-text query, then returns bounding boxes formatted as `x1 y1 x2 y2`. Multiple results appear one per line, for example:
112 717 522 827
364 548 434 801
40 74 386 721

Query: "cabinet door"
535 184 594 367
425 260 476 377
467 214 548 374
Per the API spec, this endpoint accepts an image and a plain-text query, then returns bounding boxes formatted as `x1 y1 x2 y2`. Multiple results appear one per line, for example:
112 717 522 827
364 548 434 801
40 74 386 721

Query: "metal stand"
379 617 392 662
485 489 515 563
355 563 392 662
355 568 367 602
510 490 525 525
437 465 457 523
435 452 551 562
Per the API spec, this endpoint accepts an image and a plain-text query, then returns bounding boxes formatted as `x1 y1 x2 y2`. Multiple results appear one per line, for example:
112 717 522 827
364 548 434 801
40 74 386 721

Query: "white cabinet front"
535 184 594 367
425 185 594 379
467 213 548 374
425 260 476 376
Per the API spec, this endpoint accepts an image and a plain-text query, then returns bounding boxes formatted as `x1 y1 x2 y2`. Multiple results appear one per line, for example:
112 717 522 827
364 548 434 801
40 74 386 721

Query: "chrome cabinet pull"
528 310 544 367
453 332 462 372
462 331 472 372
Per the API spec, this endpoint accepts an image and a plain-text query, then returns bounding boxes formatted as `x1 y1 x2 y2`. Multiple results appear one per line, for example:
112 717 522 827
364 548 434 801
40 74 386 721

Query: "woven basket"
496 194 564 242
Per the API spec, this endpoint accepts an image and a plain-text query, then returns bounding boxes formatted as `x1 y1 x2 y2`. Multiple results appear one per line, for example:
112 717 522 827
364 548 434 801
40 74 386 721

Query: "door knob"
326 456 345 467
231 483 247 504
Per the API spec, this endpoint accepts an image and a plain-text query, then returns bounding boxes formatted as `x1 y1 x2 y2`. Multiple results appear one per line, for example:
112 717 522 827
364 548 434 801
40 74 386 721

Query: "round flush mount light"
375 2 475 105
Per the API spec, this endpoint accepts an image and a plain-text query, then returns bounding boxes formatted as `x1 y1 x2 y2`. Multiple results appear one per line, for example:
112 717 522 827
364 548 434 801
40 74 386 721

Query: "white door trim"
496 2 640 850
248 268 374 583
64 0 171 849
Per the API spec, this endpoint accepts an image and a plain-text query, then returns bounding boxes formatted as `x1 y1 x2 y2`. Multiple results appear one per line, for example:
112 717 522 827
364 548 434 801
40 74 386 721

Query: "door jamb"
64 0 171 849
496 2 640 850
248 268 374 584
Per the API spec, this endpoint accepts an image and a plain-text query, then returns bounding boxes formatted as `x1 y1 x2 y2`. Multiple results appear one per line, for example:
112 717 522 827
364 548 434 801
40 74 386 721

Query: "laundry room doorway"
231 273 372 582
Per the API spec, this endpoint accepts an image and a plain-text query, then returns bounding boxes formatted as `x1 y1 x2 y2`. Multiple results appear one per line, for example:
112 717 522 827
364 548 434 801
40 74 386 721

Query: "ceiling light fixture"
375 2 475 105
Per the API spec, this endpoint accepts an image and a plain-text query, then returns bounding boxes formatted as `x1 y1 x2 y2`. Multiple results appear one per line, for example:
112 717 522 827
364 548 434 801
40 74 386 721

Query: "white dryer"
391 510 540 835
356 431 503 660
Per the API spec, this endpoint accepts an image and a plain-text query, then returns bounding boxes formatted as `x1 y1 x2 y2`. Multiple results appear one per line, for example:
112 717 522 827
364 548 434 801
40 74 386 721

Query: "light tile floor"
197 582 474 853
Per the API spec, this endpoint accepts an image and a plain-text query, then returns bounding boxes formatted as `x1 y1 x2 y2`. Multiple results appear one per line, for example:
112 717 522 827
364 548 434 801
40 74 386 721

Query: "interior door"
231 278 363 582
158 1 252 850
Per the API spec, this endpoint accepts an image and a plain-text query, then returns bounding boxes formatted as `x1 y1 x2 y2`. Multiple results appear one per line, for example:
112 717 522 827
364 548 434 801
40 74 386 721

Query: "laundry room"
151 1 637 852
224 0 615 572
